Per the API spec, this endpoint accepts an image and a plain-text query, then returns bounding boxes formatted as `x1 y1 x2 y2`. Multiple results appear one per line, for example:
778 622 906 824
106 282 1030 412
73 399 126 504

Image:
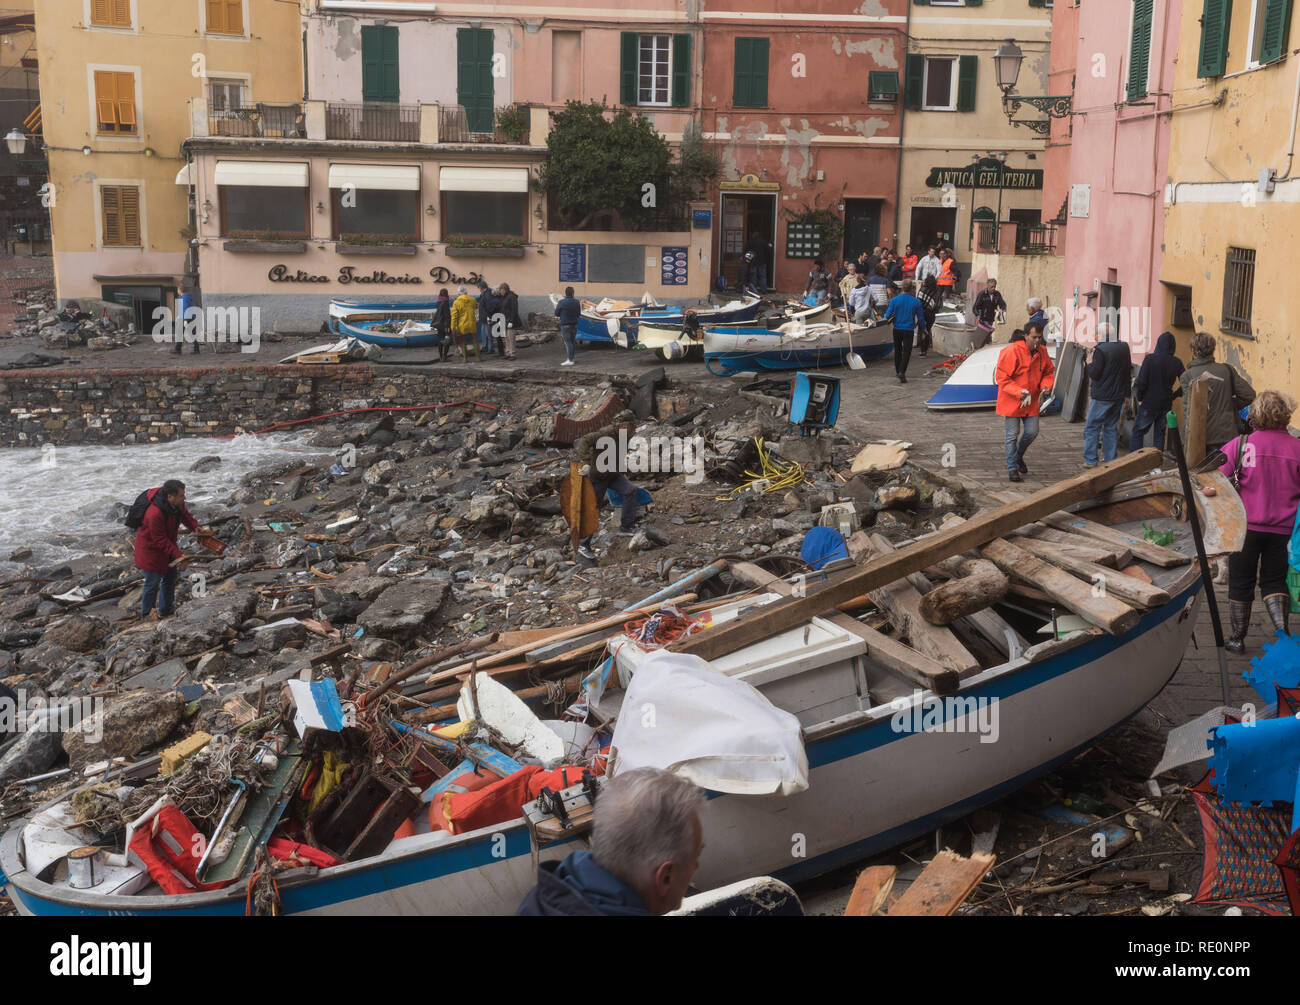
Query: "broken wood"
366 634 499 706
845 866 897 917
1008 524 1129 567
408 671 585 725
917 558 1008 626
1038 511 1189 568
980 538 1141 635
1014 538 1172 608
1185 373 1210 467
672 451 1162 662
886 849 995 916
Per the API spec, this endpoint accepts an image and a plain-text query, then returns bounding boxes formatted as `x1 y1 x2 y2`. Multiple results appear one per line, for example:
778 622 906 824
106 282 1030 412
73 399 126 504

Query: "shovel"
843 308 865 370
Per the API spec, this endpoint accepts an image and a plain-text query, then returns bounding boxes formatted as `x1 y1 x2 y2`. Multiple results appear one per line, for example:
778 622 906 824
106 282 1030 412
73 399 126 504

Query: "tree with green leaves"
537 101 673 231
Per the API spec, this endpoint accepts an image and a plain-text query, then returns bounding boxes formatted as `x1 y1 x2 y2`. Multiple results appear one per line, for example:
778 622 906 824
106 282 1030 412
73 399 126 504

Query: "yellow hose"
715 437 805 501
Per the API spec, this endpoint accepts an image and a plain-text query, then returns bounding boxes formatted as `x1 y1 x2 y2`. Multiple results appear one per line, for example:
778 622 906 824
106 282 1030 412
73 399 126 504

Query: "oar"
843 306 865 369
1165 410 1232 705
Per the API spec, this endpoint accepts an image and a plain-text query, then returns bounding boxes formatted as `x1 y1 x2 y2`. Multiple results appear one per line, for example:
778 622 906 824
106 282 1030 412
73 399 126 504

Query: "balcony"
209 103 306 139
437 103 533 145
974 220 1059 256
326 102 420 142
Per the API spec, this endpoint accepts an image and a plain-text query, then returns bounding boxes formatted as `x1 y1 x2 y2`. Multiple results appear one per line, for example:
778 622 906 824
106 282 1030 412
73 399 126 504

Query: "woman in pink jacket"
1219 390 1300 652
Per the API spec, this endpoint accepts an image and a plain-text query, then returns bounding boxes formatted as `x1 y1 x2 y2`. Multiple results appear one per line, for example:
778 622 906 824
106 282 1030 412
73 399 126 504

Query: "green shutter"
956 55 978 112
1198 0 1232 77
362 25 399 103
904 53 924 110
965 0 983 6
1029 0 1047 6
620 32 638 105
1127 0 1154 101
1259 0 1294 64
913 0 929 5
734 38 768 108
752 38 769 107
671 33 691 107
868 70 899 101
457 27 495 132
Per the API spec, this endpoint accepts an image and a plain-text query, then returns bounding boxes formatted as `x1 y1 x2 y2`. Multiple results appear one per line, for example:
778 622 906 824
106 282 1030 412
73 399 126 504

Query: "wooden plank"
1007 524 1127 567
1014 538 1172 608
727 562 960 694
1038 511 1189 567
917 558 1008 626
858 534 980 676
980 538 1141 635
886 850 995 916
671 451 1161 662
845 865 897 917
1186 373 1209 466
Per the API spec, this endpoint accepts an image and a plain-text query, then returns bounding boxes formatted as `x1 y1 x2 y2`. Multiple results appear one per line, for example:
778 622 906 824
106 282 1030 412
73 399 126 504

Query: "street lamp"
995 38 1072 136
4 128 26 155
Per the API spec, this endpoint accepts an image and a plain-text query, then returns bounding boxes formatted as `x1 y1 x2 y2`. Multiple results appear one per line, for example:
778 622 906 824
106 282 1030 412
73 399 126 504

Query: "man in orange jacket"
995 321 1055 483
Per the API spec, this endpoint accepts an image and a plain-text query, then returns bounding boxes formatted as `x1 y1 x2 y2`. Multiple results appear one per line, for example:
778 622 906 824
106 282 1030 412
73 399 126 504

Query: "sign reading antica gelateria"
267 265 485 285
924 164 1043 190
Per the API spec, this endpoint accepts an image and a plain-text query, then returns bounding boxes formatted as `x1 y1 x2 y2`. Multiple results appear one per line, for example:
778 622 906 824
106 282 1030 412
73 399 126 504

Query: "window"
620 32 691 107
457 27 494 132
221 187 308 238
205 0 243 36
1198 0 1232 77
90 0 131 28
208 79 247 111
639 34 670 105
442 192 527 239
1127 0 1154 100
100 185 141 246
1221 247 1256 337
868 71 899 102
330 165 419 241
923 57 955 109
734 38 770 108
362 25 400 103
1248 0 1294 66
94 71 136 134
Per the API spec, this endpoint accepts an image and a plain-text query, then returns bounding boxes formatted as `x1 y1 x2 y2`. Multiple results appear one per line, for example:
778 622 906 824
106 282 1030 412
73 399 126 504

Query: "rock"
62 690 185 767
41 615 110 653
770 437 833 470
190 455 222 472
332 575 395 603
850 441 910 474
627 531 657 552
357 579 450 640
355 637 403 661
0 595 41 621
363 460 398 486
255 621 308 651
932 487 960 510
875 486 920 511
0 727 64 784
577 598 603 613
194 651 227 677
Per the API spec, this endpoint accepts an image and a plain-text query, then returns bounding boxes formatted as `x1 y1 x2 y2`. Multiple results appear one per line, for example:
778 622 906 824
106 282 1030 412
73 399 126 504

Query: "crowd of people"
435 281 525 363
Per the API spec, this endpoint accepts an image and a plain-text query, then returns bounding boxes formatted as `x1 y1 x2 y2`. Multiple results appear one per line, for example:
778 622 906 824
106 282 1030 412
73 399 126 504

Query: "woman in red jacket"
133 479 202 619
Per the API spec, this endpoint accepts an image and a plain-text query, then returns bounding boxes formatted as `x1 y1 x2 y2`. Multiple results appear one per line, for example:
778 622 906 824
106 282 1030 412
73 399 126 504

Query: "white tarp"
608 650 808 796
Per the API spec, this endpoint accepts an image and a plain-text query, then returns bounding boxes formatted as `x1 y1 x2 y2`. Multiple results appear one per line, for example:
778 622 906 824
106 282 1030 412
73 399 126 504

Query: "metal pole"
1165 410 1233 705
995 157 1005 254
969 156 979 251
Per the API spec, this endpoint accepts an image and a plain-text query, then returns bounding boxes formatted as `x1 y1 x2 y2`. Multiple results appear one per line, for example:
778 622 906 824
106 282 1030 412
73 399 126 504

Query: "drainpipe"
893 3 912 250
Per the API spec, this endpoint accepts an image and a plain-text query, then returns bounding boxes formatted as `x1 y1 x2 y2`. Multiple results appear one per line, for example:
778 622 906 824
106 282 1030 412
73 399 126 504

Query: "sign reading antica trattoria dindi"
267 265 485 285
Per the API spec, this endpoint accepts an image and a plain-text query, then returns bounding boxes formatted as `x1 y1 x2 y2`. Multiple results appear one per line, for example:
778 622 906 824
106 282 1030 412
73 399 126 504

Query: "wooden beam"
917 558 1008 626
1007 524 1128 567
1038 511 1189 567
979 538 1141 635
845 866 897 917
672 451 1161 662
1014 538 1172 608
1186 373 1210 467
886 850 995 917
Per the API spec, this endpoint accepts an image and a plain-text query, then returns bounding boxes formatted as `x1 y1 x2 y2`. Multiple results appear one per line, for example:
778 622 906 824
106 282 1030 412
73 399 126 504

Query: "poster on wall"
558 244 586 283
661 246 688 286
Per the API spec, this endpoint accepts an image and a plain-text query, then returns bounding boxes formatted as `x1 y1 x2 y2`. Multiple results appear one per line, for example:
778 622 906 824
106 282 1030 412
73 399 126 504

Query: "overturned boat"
0 460 1244 916
638 301 833 362
328 299 439 323
704 320 892 375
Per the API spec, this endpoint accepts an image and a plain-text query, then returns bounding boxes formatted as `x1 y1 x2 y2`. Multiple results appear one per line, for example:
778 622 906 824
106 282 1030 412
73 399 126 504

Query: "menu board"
661 246 688 286
558 243 586 283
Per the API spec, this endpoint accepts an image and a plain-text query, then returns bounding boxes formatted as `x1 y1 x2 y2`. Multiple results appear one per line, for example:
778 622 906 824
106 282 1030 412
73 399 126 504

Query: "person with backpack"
432 288 452 363
129 479 203 620
1180 331 1256 457
495 282 523 360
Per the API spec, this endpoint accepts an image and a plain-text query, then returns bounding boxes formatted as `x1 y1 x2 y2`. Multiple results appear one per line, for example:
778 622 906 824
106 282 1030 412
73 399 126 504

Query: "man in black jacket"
1130 331 1185 451
1082 321 1132 466
517 768 704 916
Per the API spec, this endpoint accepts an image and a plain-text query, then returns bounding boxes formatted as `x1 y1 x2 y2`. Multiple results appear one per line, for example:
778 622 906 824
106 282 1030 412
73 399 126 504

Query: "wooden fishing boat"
0 462 1245 917
551 293 763 345
704 320 893 375
326 314 443 349
638 302 833 361
328 299 439 323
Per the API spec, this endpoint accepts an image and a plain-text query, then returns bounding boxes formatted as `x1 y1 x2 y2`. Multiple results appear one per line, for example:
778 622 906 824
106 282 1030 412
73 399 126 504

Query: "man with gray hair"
1026 297 1047 330
517 768 705 916
1082 321 1132 467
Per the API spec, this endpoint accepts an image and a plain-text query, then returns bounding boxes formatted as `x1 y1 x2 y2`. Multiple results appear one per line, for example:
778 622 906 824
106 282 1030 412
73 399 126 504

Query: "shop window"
334 189 418 241
221 185 308 238
442 192 527 240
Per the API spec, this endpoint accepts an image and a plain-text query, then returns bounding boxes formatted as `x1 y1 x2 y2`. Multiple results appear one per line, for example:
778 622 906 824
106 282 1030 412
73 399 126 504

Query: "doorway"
101 284 172 332
909 207 956 255
842 199 881 264
719 194 776 291
1099 281 1121 338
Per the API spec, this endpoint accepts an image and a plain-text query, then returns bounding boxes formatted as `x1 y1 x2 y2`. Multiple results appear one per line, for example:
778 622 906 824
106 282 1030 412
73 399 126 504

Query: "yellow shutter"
94 71 118 130
121 186 141 245
111 0 131 26
206 0 226 33
115 73 136 132
224 0 243 35
102 186 122 245
91 0 110 25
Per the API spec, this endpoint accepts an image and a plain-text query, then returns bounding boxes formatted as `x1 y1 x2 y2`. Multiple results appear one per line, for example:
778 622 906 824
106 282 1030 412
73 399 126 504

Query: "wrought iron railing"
208 104 306 139
1013 222 1058 255
437 103 531 144
326 102 420 142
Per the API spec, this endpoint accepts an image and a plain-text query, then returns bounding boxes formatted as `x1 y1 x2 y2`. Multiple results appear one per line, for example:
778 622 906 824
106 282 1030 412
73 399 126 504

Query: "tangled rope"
715 437 805 502
619 605 706 649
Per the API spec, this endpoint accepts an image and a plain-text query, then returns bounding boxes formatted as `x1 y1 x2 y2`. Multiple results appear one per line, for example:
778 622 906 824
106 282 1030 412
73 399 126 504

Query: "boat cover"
609 650 809 796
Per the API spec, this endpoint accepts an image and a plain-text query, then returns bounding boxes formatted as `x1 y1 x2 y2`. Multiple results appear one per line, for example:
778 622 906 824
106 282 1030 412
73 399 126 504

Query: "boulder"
41 615 110 653
0 595 42 621
62 690 185 767
331 574 395 604
0 727 64 784
357 579 450 641
875 486 920 511
363 460 398 486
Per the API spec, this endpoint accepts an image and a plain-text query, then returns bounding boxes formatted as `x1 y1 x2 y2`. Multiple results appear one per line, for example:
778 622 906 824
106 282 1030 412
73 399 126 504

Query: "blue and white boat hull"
925 343 1004 410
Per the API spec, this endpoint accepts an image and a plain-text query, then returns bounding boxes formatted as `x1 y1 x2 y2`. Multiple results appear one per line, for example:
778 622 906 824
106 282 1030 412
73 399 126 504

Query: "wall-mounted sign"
719 172 781 192
785 222 823 259
267 264 487 286
692 208 712 229
558 243 586 283
1069 183 1091 218
429 267 483 286
924 161 1043 190
661 246 688 285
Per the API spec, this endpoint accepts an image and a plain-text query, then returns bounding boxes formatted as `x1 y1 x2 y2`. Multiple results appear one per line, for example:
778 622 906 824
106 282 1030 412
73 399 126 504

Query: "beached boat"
1 466 1242 917
326 314 442 349
328 299 439 323
704 320 892 375
638 302 833 361
551 293 763 345
925 343 1003 410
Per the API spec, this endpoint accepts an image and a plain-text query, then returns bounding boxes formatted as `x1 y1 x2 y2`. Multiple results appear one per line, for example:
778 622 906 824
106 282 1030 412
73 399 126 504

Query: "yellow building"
900 0 1052 271
34 0 301 322
1163 0 1298 397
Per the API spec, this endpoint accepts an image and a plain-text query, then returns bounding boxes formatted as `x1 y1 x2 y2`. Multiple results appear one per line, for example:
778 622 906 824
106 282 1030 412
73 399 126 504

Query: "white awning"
214 160 309 187
174 163 193 186
328 164 420 191
439 167 529 193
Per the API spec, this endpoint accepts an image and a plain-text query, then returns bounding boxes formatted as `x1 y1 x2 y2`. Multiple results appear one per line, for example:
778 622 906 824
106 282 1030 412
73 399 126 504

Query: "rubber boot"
1225 599 1252 654
495 336 506 358
1264 593 1291 636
